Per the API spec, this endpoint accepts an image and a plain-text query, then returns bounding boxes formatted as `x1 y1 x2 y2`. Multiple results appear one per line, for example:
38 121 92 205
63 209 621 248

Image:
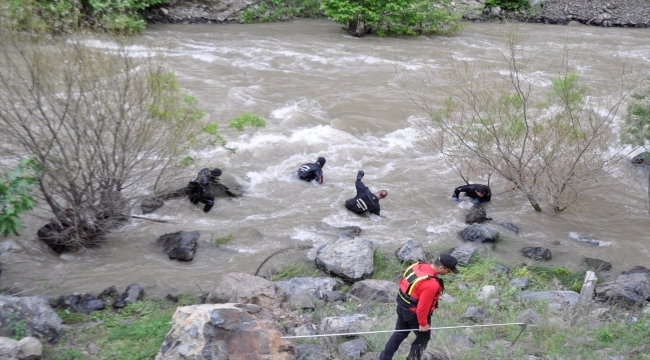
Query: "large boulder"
338 338 367 359
18 337 42 360
155 303 293 360
55 293 104 314
207 273 285 309
594 271 650 307
458 224 499 243
631 152 650 167
0 296 62 343
275 277 343 309
520 247 552 261
275 277 343 299
140 197 164 214
395 239 426 263
465 205 487 224
112 284 145 308
515 291 580 307
156 230 199 261
320 314 373 334
449 243 477 266
315 238 374 282
348 279 397 303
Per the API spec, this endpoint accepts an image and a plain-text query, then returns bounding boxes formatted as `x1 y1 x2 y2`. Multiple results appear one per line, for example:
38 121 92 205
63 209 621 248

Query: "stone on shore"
594 270 650 307
315 238 374 282
207 273 285 309
458 224 499 243
348 279 397 303
112 284 145 309
395 238 426 263
0 296 62 343
155 303 293 360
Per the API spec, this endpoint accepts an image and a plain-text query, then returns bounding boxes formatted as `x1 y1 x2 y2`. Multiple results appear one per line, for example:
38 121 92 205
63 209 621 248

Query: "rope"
281 322 527 339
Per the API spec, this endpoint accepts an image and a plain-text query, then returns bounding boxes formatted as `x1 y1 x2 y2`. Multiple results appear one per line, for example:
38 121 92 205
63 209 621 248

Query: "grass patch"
211 233 233 246
370 249 405 282
271 261 321 281
44 297 205 360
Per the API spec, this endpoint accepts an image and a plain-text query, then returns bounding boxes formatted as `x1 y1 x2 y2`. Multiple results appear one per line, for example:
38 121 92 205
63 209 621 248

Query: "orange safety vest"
397 262 444 310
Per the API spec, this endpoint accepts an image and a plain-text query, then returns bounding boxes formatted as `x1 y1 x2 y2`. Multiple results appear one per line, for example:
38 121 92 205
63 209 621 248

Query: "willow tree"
401 25 640 212
0 29 259 250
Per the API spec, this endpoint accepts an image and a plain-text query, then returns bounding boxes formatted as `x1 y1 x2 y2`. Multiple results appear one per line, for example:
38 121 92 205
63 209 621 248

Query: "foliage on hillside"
321 0 464 37
0 0 167 34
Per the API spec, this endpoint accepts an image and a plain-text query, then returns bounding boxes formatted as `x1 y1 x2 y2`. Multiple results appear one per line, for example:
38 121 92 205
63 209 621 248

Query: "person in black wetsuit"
298 157 326 184
185 168 221 213
452 184 491 204
345 170 387 215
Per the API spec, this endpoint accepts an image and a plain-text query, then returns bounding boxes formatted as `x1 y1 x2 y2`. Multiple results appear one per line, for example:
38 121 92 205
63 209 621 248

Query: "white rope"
281 322 526 339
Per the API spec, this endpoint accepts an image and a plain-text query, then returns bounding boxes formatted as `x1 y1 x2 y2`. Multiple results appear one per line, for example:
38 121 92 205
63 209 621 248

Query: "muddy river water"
1 20 649 298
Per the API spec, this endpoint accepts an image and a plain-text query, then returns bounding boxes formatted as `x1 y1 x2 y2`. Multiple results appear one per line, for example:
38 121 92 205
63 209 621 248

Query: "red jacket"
398 263 443 327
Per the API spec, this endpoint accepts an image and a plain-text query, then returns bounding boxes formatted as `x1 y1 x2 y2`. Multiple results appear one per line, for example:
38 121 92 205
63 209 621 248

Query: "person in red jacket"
379 255 459 360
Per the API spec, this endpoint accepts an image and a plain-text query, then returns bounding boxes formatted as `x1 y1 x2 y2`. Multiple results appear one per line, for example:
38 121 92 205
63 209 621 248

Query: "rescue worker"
344 170 387 216
298 157 326 184
379 255 459 360
452 183 491 204
185 168 221 213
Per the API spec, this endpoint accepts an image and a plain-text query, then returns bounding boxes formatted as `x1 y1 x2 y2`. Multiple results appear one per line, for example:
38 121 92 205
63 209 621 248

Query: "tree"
621 76 650 215
321 0 463 37
401 25 640 212
0 29 263 250
0 157 39 237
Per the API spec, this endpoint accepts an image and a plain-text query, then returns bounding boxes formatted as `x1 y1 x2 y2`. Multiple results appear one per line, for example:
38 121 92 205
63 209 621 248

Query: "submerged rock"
520 247 552 261
458 224 499 243
156 230 199 261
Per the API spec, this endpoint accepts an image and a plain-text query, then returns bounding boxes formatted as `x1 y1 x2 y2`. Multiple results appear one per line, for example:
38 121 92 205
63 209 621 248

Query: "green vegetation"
0 0 167 34
484 0 529 11
622 77 650 151
0 157 40 237
229 113 266 132
211 233 233 246
321 0 464 37
271 261 321 281
47 297 197 360
240 0 324 23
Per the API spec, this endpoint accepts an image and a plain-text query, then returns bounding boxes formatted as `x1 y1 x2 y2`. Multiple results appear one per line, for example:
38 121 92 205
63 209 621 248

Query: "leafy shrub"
0 0 168 34
484 0 529 11
321 0 464 37
0 157 39 237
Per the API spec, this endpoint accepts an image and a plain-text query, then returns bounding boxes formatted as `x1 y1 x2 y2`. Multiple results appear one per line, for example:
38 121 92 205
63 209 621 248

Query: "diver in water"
452 184 491 204
185 168 221 213
344 170 387 216
298 157 326 184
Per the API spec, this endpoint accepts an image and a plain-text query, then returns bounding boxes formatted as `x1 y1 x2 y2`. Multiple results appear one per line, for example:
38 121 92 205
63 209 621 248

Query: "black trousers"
190 194 215 213
379 306 431 360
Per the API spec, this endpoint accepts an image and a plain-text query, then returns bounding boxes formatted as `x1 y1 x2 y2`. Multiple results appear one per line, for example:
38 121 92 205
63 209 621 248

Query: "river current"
1 20 649 298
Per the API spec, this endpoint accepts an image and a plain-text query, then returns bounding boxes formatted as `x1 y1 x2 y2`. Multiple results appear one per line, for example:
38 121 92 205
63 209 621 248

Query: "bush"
484 0 529 11
321 0 464 37
0 0 168 34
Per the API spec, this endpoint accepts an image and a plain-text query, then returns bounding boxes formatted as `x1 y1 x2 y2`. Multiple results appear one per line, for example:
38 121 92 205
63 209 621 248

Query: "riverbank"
142 0 650 28
27 251 650 359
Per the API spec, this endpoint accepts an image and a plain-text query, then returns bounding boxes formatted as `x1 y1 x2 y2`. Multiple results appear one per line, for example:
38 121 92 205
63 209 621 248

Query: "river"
1 20 649 298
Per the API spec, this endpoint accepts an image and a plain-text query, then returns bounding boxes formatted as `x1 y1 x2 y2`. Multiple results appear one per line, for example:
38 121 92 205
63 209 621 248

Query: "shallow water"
1 20 649 298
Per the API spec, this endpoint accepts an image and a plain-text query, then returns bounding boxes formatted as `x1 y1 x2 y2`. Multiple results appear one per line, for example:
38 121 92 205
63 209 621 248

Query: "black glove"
357 170 364 180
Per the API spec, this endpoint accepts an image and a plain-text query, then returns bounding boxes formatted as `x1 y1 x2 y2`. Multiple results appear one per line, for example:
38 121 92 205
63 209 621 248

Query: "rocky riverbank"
142 0 650 28
2 237 649 359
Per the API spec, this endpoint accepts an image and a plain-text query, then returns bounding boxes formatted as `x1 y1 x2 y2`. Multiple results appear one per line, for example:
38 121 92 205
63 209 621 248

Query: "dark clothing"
345 178 380 216
185 168 218 213
297 162 324 184
379 306 431 360
453 184 491 203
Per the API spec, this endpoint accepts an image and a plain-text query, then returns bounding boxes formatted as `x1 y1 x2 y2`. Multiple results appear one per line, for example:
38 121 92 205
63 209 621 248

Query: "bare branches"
0 31 207 250
400 23 643 213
